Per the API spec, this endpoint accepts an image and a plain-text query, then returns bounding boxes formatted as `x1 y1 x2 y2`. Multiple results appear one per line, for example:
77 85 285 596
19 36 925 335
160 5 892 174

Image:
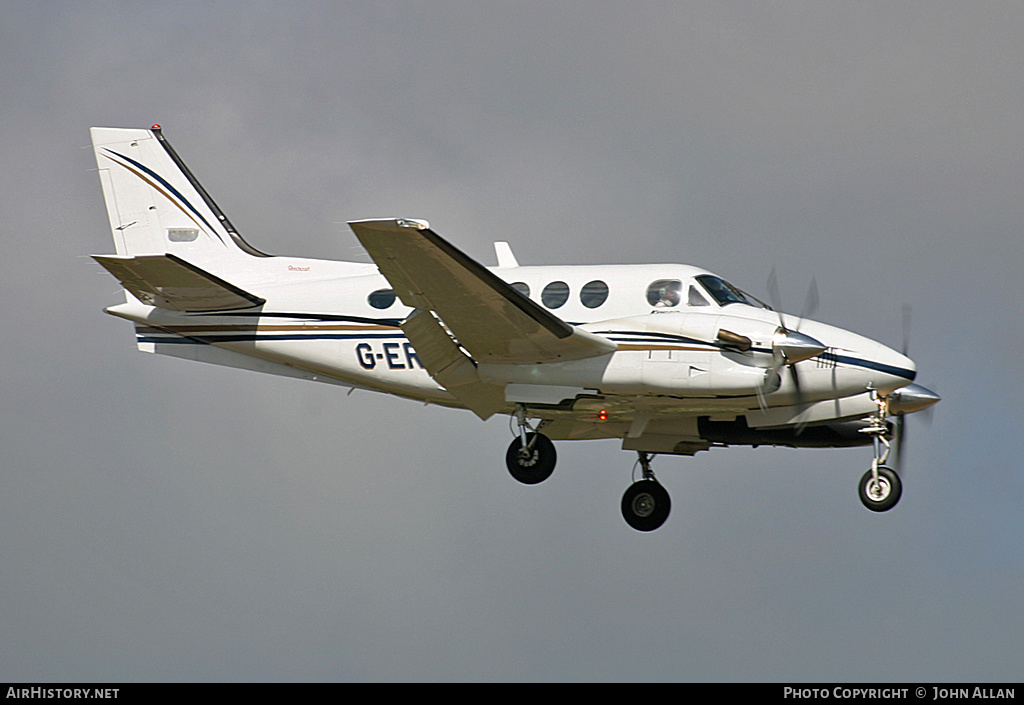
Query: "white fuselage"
106 252 916 439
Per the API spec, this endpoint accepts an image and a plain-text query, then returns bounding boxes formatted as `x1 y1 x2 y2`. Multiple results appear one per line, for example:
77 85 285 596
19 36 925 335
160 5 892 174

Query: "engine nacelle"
622 310 777 397
636 347 769 396
485 310 780 398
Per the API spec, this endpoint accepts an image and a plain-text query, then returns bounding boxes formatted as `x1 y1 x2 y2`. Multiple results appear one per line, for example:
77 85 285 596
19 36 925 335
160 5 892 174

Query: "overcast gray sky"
1 0 1022 682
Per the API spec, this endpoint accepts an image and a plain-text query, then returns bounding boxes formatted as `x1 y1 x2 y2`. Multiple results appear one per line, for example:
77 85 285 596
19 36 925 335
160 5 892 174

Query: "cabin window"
646 279 682 307
510 282 530 298
580 280 609 308
541 281 570 309
368 288 396 309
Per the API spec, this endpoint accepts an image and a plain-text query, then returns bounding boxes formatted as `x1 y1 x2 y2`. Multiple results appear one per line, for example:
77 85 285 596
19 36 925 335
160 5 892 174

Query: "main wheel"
621 480 671 531
505 432 556 485
858 466 902 512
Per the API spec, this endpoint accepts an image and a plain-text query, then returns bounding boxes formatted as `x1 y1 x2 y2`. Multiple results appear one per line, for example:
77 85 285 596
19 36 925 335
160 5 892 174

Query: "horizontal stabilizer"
349 219 617 364
93 253 265 311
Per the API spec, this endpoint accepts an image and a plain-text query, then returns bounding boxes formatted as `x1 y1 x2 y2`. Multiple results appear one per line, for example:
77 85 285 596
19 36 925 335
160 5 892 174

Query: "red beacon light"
598 409 608 422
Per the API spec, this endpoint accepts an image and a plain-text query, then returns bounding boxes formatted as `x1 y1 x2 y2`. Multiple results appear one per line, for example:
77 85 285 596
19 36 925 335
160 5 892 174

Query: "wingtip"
348 218 430 232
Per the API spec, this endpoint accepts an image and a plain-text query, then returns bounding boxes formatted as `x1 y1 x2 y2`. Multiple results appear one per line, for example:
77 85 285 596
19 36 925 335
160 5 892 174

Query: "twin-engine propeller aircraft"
90 126 939 531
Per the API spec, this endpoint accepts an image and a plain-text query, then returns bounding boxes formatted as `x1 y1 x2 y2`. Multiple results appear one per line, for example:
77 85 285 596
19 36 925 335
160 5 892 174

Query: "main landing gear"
621 452 671 532
505 406 672 531
505 405 556 485
857 392 903 512
505 431 556 485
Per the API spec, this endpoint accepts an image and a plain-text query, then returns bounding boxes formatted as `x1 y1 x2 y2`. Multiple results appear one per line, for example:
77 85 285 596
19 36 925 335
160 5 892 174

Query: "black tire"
621 480 671 531
858 466 902 512
505 433 556 485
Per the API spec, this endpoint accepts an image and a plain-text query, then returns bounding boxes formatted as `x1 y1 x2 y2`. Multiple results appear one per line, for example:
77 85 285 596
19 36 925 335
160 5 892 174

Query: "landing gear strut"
504 407 672 530
505 405 555 485
621 452 671 532
858 392 903 512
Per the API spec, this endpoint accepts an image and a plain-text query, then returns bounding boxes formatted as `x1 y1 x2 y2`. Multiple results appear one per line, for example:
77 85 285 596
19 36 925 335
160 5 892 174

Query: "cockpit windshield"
695 274 767 309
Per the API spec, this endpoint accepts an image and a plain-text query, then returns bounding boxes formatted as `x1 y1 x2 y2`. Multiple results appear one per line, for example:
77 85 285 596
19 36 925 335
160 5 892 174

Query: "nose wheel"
621 452 671 531
859 465 902 512
858 392 903 512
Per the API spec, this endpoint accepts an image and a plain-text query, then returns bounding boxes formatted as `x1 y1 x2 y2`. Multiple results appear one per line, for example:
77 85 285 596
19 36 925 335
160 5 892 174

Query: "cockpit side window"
646 279 682 308
687 285 710 306
695 274 760 307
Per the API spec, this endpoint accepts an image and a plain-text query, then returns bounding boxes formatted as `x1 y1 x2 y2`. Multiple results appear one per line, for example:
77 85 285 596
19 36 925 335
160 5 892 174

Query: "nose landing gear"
858 392 903 512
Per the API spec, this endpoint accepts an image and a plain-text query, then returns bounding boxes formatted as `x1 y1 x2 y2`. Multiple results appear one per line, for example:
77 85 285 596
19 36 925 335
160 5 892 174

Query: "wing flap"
348 219 616 364
401 308 505 419
93 253 264 311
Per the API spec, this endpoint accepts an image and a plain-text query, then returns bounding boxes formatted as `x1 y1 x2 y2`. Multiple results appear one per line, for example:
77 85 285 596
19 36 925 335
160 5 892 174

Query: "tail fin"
90 126 270 259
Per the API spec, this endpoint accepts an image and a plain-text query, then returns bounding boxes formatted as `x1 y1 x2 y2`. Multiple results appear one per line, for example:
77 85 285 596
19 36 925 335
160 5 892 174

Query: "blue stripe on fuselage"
832 354 915 381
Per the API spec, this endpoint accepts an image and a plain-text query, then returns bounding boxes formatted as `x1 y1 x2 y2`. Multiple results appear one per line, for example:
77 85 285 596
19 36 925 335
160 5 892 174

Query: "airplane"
89 125 940 531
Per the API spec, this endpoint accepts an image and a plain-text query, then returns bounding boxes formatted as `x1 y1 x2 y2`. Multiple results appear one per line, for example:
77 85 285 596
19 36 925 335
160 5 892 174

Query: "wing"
93 253 264 311
348 219 616 364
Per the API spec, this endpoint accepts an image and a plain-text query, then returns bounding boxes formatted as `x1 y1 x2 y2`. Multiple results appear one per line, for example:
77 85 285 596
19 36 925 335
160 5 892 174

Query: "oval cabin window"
580 280 609 308
510 282 530 298
368 288 396 309
541 281 570 309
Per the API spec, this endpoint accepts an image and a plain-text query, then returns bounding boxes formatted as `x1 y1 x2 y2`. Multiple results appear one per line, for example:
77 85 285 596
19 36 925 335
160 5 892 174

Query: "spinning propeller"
884 304 939 473
761 268 827 411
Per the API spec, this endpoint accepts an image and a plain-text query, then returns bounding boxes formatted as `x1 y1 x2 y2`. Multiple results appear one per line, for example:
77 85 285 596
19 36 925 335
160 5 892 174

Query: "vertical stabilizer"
90 126 270 259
